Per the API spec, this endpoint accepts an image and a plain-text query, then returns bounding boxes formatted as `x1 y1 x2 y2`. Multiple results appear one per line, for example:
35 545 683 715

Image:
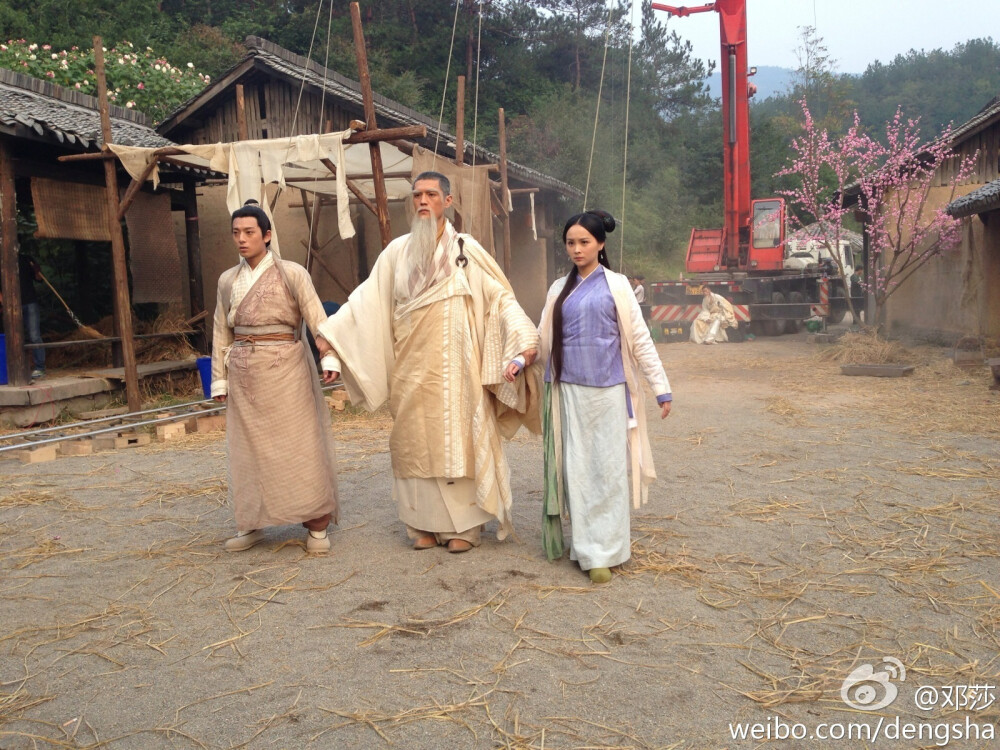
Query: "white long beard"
395 216 442 301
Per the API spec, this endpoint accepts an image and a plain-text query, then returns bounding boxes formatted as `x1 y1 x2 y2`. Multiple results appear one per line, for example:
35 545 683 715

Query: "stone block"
58 440 94 457
196 415 226 433
807 333 835 344
113 432 151 449
156 422 187 441
13 445 58 463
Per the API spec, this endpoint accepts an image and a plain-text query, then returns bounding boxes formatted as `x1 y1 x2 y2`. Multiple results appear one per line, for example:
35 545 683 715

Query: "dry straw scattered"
818 329 917 365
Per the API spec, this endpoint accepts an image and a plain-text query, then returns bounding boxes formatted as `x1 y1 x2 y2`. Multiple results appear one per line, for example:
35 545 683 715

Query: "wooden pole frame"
94 36 141 411
0 138 27 385
453 75 466 233
182 179 206 353
351 2 393 250
498 107 512 276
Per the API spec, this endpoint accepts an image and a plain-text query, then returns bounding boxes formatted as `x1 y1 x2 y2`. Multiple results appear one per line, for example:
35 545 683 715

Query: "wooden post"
182 179 206 353
455 76 465 167
498 107 512 276
453 75 465 233
299 188 322 274
351 2 392 251
0 138 28 385
94 37 140 412
236 84 249 141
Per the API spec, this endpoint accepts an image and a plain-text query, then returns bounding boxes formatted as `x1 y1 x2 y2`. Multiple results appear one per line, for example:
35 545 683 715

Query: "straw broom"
38 272 104 339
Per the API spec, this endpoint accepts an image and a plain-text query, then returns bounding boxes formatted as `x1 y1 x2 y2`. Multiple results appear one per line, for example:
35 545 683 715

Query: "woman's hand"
660 401 671 419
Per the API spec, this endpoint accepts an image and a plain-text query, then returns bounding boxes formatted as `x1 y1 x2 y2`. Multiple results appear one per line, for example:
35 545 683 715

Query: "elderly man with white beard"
316 171 540 553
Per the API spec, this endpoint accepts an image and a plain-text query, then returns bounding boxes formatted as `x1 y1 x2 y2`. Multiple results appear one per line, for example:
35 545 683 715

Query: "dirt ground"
2 331 999 749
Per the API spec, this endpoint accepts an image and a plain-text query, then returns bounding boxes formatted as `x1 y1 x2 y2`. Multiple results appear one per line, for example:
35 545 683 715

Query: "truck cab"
784 237 854 286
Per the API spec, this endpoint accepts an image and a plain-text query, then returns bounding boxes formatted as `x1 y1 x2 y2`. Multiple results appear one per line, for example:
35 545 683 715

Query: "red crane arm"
650 4 717 16
653 0 752 269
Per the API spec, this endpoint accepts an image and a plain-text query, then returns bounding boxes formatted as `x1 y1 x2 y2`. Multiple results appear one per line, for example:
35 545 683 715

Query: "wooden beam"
116 155 161 221
498 107 511 276
57 126 427 163
300 239 352 297
235 84 249 141
0 138 28 385
453 75 466 233
351 1 392 250
94 36 140 411
299 188 321 274
455 76 465 166
344 125 425 144
319 157 379 217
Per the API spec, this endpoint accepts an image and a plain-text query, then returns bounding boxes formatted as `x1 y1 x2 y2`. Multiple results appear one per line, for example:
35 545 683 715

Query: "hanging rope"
618 0 636 271
269 0 328 212
432 0 465 167
288 0 328 138
304 0 336 258
582 1 616 211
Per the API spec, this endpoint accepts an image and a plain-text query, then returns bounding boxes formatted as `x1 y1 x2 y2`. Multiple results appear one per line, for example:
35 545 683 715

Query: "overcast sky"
648 0 998 74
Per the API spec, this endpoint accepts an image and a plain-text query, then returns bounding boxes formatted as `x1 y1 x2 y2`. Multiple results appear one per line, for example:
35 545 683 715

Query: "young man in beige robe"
211 201 339 553
316 172 539 553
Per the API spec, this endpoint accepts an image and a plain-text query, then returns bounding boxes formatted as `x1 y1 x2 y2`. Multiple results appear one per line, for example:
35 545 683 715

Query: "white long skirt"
560 382 630 570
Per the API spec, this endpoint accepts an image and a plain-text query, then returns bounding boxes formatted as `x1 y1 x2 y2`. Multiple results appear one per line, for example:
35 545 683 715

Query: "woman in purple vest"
538 211 672 583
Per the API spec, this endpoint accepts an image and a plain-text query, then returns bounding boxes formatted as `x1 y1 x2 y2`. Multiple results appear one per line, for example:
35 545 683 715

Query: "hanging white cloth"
110 130 357 260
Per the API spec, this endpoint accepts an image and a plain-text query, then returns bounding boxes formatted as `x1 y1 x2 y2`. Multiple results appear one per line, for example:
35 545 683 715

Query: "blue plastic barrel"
196 356 212 399
0 333 8 385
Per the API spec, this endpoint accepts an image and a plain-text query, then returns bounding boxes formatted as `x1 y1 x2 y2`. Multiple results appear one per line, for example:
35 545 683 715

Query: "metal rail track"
0 385 343 454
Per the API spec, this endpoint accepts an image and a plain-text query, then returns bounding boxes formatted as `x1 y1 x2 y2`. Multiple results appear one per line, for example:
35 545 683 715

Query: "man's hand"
520 348 538 367
660 401 671 419
315 336 333 357
503 361 521 383
214 395 227 403
322 370 340 385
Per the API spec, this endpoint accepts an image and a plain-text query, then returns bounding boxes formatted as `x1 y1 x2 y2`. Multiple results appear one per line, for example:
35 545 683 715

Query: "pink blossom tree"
777 101 977 328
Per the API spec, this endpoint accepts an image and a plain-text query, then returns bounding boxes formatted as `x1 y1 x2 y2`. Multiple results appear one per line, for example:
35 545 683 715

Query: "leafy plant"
0 38 209 123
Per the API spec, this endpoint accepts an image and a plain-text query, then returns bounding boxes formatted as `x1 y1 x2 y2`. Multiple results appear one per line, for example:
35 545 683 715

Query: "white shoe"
224 529 264 552
31 369 45 379
306 529 330 553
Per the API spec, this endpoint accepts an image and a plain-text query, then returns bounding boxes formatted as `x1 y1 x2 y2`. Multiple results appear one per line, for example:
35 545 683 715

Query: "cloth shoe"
224 529 264 552
306 528 331 553
413 535 438 550
588 567 612 584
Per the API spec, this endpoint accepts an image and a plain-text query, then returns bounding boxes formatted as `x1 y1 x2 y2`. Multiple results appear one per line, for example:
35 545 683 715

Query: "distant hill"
705 65 795 101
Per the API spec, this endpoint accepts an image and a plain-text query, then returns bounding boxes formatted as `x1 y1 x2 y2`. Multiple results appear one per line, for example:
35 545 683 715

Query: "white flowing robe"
690 292 737 344
317 222 540 539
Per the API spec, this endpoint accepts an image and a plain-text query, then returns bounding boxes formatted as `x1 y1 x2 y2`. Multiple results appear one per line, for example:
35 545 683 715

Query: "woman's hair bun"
588 209 616 233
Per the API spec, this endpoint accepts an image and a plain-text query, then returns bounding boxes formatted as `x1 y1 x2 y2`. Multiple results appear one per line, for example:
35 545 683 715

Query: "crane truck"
649 0 851 337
